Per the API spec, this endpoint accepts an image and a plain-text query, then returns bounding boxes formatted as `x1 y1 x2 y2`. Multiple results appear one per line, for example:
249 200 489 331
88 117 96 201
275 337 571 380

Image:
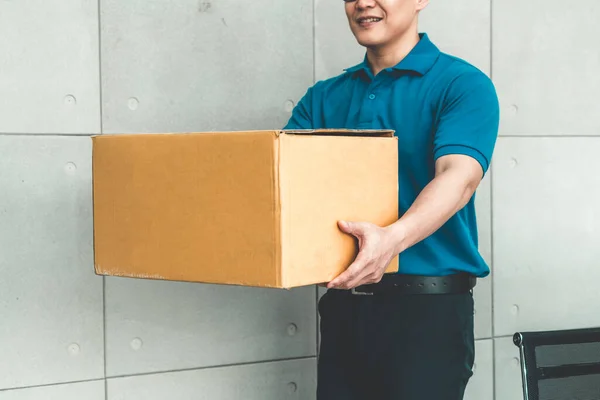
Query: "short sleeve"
433 70 500 175
283 86 314 130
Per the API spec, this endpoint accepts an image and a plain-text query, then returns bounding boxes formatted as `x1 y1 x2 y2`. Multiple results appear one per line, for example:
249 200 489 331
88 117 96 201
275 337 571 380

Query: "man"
284 0 499 399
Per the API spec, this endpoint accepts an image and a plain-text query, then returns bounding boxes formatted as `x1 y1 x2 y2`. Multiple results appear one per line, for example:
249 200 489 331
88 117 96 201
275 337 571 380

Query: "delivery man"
284 0 499 399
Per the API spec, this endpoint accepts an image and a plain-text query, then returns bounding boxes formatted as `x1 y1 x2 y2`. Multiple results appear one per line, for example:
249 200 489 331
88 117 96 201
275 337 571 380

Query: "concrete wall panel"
464 340 494 400
0 1 100 134
101 0 313 134
314 0 362 82
0 381 104 400
419 0 491 74
105 278 316 377
493 0 600 135
493 137 600 336
107 359 317 400
0 136 103 389
495 337 524 400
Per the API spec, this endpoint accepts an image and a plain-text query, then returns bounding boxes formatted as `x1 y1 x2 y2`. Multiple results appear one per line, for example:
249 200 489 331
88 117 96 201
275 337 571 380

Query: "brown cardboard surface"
92 130 399 289
279 133 399 287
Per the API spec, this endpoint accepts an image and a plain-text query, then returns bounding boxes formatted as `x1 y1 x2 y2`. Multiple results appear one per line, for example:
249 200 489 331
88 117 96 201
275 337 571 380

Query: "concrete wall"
1 1 599 399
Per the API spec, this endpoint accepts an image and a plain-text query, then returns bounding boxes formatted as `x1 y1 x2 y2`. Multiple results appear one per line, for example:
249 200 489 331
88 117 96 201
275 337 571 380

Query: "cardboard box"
92 129 399 288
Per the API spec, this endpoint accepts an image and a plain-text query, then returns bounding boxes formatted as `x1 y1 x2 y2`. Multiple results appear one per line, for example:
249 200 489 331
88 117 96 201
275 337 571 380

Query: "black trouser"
317 287 475 399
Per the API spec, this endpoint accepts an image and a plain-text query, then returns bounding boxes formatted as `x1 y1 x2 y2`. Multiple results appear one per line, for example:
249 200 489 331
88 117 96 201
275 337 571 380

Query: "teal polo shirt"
284 33 499 278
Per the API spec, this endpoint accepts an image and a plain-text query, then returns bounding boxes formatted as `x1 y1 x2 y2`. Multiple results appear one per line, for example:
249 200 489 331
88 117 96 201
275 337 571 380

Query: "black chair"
513 327 600 400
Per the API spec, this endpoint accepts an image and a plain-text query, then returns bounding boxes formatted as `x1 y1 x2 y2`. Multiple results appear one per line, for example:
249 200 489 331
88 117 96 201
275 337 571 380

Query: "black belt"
350 272 476 295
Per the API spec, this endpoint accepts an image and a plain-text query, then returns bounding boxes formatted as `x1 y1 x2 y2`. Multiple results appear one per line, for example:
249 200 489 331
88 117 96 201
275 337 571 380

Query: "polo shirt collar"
344 33 440 76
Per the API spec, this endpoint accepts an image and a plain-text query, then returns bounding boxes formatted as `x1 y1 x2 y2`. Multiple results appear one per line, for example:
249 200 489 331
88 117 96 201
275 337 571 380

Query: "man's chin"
359 41 385 51
353 35 386 49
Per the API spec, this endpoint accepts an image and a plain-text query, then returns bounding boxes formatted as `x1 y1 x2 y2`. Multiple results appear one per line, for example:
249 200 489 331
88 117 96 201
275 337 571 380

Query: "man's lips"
356 16 383 27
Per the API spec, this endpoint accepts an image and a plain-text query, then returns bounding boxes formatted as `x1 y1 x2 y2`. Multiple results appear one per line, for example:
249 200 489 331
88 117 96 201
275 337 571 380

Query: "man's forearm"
386 166 480 255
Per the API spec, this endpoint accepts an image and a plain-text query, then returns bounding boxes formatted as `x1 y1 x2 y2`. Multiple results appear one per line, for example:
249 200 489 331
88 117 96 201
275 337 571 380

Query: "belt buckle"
351 287 373 296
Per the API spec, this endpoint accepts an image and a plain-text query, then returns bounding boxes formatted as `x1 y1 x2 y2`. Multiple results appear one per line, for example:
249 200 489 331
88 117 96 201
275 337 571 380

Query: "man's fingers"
330 221 382 289
344 264 380 289
337 220 352 233
328 221 392 289
328 253 372 289
328 254 367 288
326 271 351 289
338 220 364 237
328 264 361 288
331 257 386 289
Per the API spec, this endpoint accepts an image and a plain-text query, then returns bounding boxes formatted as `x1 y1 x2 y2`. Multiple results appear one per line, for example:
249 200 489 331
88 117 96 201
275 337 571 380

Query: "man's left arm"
328 70 500 289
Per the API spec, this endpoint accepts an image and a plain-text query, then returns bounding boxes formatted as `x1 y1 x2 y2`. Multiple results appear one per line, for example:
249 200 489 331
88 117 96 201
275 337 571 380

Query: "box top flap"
92 130 396 140
280 129 394 138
